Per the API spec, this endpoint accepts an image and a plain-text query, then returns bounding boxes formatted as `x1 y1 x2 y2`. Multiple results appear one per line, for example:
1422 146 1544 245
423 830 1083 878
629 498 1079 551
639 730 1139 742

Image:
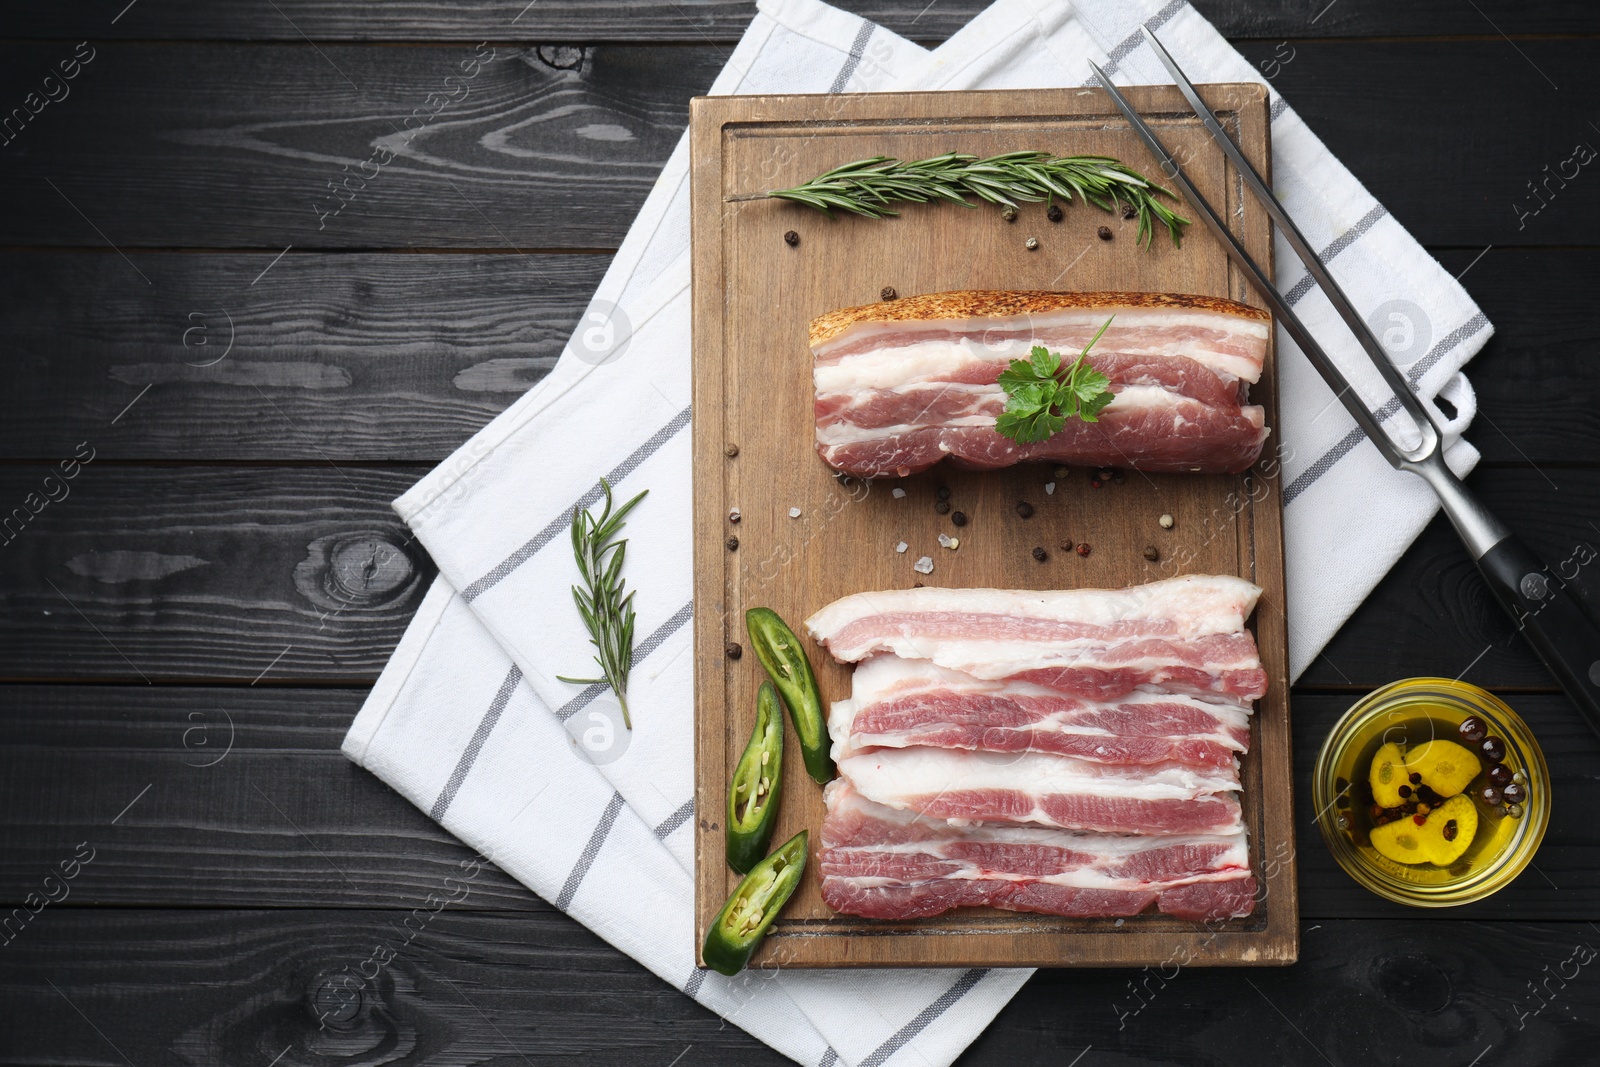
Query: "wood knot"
294 533 423 612
307 970 365 1029
1370 953 1453 1014
533 45 584 70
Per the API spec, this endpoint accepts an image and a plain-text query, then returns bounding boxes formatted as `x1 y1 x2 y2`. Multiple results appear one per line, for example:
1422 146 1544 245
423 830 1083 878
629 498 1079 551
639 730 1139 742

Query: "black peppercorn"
1015 501 1035 519
1032 547 1048 562
1442 819 1459 842
935 501 951 515
1408 772 1422 785
1142 545 1159 562
881 286 898 301
936 486 951 501
1502 781 1526 804
1123 206 1137 220
1047 203 1063 222
783 230 799 246
726 536 739 551
1098 225 1113 240
951 511 967 527
726 642 742 659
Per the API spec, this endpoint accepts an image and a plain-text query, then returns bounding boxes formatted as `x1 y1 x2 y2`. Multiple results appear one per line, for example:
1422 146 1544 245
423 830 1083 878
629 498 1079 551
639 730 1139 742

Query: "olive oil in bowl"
1313 679 1549 906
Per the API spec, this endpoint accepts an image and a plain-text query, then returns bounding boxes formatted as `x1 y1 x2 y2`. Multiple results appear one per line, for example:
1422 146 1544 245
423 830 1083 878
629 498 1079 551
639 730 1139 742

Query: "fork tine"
1087 59 1420 469
1137 28 1441 461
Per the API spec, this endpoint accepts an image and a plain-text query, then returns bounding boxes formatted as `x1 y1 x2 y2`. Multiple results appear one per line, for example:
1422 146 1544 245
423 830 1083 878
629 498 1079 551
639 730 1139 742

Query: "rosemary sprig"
556 479 648 729
767 151 1190 248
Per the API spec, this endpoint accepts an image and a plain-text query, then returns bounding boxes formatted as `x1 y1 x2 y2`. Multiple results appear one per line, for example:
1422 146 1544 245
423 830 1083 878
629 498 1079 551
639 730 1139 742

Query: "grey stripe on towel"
684 966 709 998
654 798 695 839
556 790 626 911
1282 312 1489 506
859 968 989 1066
1082 0 1187 83
828 20 875 94
429 664 523 821
556 600 694 722
460 406 691 603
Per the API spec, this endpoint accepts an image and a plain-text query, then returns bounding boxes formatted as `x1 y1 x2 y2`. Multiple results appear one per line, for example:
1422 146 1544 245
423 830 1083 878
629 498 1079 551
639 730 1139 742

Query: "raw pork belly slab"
830 655 1251 769
805 575 1267 703
838 746 1242 835
809 290 1272 478
820 782 1257 921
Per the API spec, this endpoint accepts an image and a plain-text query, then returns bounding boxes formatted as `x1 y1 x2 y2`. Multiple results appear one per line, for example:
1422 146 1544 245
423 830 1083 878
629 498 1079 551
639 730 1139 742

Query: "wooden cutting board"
688 84 1296 968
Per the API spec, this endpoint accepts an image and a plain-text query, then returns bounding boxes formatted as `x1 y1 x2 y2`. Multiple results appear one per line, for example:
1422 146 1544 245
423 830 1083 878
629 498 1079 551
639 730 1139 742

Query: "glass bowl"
1312 677 1550 907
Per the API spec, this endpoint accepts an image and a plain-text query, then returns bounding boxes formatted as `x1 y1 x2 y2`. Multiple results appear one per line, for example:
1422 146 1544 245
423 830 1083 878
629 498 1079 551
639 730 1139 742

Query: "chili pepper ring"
726 680 784 874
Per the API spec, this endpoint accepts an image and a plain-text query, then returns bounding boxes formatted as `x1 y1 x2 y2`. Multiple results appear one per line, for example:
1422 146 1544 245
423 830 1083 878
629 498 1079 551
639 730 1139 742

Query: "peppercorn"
1442 819 1458 841
881 286 898 301
1052 465 1071 478
1090 478 1102 488
1002 206 1018 222
935 501 950 515
1098 225 1113 240
1369 804 1384 820
1408 772 1422 785
1032 547 1048 562
783 230 799 246
951 511 967 527
728 508 741 524
1412 814 1426 826
1025 237 1039 251
726 536 739 551
936 486 951 501
1076 542 1092 557
1047 203 1063 222
1398 784 1411 799
726 642 742 659
1112 470 1125 484
1015 501 1034 519
1059 541 1074 553
1142 545 1159 562
1123 206 1137 220
724 443 739 457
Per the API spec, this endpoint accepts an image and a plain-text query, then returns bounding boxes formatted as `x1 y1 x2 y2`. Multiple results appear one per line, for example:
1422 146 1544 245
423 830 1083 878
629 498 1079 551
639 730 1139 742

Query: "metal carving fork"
1090 30 1600 736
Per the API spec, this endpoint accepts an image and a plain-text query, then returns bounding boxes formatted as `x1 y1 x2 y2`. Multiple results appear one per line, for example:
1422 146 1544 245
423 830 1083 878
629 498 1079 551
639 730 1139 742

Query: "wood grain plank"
2 688 1593 918
0 251 606 461
0 462 1590 687
691 84 1295 968
2 911 1597 1065
0 466 430 683
0 247 1594 463
0 40 1597 249
0 686 543 911
5 0 1598 42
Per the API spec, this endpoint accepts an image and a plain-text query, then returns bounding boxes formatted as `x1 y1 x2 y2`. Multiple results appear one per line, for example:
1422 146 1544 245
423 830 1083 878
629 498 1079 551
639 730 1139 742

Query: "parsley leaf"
993 317 1117 443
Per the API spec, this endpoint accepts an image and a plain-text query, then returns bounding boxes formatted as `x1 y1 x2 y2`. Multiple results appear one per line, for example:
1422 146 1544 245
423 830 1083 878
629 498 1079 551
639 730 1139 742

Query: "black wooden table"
2 2 1599 1064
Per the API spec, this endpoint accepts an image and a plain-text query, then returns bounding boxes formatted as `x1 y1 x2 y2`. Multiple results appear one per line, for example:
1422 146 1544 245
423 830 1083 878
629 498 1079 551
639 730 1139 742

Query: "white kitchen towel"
346 579 1030 1067
345 0 1495 1062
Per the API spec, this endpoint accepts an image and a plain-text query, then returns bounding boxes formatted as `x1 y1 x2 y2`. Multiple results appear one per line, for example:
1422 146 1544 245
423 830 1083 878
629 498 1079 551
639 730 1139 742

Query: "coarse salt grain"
892 487 906 499
1045 482 1056 495
913 555 934 574
895 541 908 553
788 507 802 518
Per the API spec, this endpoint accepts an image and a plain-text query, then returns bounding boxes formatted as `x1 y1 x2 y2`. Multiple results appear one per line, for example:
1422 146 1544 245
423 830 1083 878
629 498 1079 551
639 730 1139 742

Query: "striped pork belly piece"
819 781 1257 921
809 290 1272 478
829 655 1252 768
837 747 1242 835
804 575 1267 704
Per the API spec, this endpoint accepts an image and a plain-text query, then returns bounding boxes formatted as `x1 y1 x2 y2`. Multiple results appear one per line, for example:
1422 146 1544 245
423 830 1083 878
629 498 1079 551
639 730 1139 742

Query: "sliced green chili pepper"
702 830 808 976
745 607 834 784
727 680 784 874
